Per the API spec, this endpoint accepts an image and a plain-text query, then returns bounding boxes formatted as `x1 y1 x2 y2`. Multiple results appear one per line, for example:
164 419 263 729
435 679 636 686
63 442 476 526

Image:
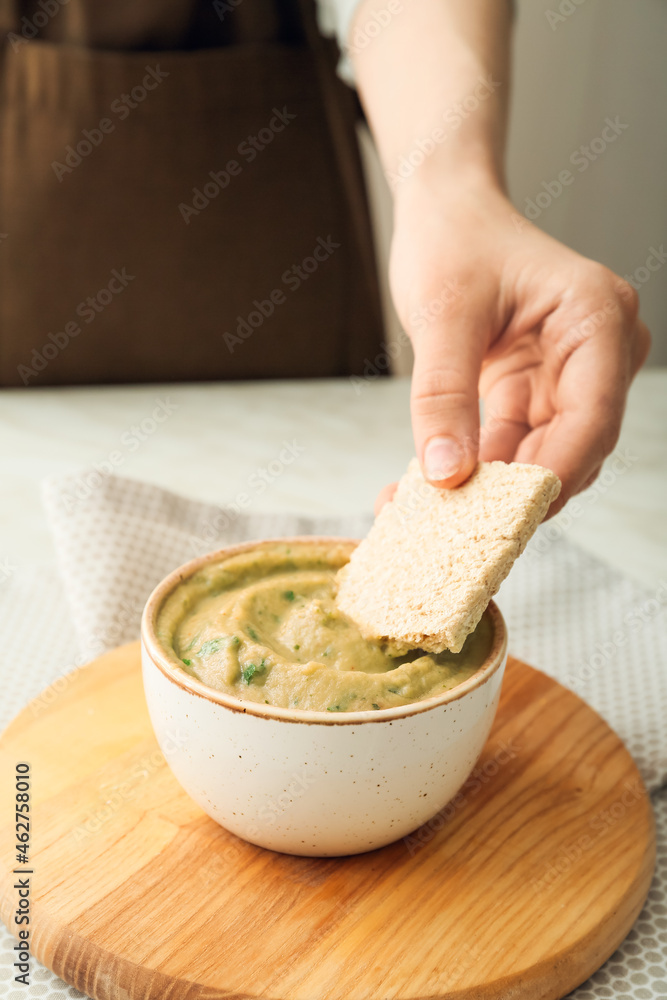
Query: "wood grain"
0 642 655 1000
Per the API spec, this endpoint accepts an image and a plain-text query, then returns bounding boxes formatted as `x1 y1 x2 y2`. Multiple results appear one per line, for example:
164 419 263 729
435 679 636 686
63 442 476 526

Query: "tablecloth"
0 470 665 999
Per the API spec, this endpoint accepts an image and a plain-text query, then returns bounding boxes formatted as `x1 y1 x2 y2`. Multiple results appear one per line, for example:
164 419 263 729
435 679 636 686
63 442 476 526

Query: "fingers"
633 317 652 372
410 303 490 488
479 416 529 463
515 416 615 517
374 481 397 515
479 373 532 462
579 463 603 493
478 270 649 516
516 314 633 511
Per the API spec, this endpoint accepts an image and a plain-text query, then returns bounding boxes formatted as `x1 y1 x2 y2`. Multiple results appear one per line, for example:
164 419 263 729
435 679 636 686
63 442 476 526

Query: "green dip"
156 540 493 712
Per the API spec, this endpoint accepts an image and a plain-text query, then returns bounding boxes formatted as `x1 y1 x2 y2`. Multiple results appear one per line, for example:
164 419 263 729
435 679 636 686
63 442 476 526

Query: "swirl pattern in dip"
156 540 493 712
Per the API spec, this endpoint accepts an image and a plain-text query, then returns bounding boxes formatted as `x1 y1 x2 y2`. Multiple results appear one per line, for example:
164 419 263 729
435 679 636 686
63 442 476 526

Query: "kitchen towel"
0 469 664 1000
40 469 667 794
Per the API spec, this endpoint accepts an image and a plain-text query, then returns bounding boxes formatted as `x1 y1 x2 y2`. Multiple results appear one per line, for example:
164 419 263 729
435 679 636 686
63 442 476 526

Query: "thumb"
410 312 486 488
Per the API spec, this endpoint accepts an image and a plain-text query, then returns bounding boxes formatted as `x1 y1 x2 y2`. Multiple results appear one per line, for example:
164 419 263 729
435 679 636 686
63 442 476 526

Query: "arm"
351 0 511 187
350 0 649 512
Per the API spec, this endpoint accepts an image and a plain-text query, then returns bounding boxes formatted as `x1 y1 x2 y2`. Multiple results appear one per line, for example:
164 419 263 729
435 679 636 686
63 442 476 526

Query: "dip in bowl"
141 537 508 856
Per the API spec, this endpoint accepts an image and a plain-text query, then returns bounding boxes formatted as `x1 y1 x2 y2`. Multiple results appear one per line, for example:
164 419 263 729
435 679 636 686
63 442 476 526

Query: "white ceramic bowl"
141 537 508 856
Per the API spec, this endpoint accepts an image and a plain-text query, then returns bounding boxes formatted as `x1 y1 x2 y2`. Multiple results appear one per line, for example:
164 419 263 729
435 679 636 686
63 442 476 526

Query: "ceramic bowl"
141 537 508 856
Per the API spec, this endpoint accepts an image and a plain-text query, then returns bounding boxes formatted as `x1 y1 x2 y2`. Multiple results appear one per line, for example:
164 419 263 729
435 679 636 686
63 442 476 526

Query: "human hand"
382 173 650 516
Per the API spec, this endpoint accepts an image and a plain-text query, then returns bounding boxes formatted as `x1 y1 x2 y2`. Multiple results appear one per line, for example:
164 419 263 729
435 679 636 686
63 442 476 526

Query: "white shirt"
314 0 362 84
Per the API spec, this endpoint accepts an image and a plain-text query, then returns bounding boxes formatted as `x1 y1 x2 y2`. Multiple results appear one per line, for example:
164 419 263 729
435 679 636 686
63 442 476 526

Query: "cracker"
336 459 561 653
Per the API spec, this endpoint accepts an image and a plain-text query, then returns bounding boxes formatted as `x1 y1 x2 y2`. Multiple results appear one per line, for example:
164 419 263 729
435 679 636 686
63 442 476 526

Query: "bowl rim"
141 536 508 725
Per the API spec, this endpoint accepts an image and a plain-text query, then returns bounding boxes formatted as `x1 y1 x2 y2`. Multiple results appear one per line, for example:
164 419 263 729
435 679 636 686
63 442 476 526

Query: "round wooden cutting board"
0 643 655 1000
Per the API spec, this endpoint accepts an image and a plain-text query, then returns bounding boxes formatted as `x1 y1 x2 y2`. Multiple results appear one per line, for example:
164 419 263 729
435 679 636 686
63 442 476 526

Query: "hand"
382 173 650 516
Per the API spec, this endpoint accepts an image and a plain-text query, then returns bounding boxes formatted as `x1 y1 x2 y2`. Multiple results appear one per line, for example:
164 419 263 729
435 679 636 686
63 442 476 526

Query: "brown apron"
0 0 384 385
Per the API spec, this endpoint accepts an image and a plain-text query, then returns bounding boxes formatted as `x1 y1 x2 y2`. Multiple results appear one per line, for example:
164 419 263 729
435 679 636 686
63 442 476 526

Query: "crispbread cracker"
336 459 561 653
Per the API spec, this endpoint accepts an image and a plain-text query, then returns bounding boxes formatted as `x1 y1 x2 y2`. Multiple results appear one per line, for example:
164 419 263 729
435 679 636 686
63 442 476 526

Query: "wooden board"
0 643 655 1000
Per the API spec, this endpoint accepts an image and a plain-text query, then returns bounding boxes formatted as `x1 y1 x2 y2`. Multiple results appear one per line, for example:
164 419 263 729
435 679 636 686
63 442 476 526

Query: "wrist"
379 73 507 197
391 153 508 221
386 109 507 198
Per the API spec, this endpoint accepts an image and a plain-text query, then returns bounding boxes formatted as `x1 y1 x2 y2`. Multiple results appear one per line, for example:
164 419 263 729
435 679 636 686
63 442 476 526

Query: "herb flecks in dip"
156 541 493 712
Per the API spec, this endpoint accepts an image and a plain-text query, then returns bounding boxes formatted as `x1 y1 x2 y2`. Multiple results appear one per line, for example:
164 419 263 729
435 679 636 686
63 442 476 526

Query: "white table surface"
1 371 666 1000
1 369 666 589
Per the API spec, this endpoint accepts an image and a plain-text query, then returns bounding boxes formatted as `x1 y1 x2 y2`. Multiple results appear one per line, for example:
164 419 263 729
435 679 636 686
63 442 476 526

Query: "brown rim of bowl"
141 536 508 725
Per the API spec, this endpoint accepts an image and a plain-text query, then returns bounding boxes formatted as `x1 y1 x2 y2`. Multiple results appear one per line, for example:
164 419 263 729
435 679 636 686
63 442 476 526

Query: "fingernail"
424 436 463 481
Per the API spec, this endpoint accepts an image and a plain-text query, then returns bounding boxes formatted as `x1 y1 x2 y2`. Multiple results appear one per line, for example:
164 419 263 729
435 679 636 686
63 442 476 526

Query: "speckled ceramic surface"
141 538 508 855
